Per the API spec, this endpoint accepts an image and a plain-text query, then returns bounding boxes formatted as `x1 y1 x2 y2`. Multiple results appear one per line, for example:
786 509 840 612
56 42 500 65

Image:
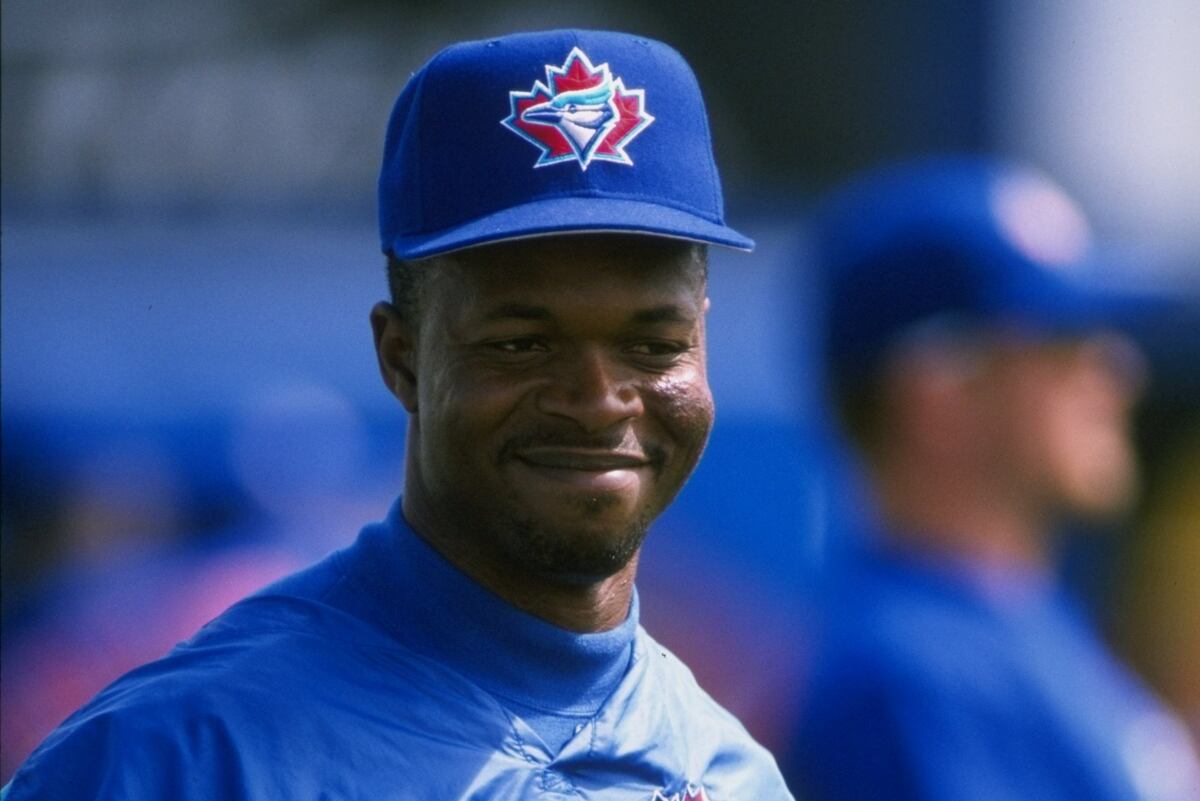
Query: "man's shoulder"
797 553 1054 746
630 627 791 796
818 552 1016 667
5 592 515 800
118 589 514 725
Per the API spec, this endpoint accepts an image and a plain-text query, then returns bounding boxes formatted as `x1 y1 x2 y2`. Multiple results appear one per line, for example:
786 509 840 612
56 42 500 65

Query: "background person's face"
988 333 1145 518
405 235 713 584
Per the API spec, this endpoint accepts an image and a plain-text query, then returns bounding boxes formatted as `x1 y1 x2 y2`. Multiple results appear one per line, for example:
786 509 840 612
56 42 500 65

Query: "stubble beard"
495 492 654 586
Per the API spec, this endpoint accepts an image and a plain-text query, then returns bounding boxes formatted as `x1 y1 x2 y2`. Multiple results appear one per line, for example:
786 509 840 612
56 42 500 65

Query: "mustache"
498 429 665 464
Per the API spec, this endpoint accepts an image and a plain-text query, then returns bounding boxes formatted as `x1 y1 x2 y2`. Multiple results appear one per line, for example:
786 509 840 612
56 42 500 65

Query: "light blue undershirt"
332 501 639 754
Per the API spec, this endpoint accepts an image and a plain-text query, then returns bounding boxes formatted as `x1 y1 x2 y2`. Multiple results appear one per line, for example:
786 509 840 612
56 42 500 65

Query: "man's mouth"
516 447 649 471
512 447 652 491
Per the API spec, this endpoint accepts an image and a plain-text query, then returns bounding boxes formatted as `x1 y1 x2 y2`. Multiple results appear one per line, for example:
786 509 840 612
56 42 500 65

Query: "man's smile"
512 447 652 491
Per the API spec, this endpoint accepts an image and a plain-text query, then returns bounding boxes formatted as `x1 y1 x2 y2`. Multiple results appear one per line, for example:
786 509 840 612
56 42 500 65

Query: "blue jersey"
6 501 791 800
782 543 1200 801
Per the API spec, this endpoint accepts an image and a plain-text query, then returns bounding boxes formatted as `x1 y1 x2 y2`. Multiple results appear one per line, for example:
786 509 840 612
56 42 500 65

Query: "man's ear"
370 301 419 413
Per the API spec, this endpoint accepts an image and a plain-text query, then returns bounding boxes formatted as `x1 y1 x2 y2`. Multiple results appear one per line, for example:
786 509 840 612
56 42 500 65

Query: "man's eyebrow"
481 303 696 324
482 303 553 322
629 305 696 324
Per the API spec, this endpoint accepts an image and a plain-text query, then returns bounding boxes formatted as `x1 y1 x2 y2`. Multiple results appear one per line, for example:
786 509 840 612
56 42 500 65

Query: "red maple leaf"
596 87 644 157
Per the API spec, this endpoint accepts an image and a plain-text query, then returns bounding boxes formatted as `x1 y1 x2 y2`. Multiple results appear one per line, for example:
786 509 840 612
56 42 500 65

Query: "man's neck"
401 493 637 633
874 461 1052 570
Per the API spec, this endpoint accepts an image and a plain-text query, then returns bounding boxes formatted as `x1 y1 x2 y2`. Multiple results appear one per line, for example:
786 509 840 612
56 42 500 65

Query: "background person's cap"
378 29 754 260
816 155 1144 391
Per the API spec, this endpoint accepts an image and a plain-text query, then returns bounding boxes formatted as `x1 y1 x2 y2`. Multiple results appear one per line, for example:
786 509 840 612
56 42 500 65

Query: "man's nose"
536 347 644 433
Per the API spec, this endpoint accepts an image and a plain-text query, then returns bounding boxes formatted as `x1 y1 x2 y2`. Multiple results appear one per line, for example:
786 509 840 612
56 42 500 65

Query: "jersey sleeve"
4 701 251 801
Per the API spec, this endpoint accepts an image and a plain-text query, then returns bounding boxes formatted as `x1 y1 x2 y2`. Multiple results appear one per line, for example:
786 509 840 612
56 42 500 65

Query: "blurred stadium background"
3 0 1198 779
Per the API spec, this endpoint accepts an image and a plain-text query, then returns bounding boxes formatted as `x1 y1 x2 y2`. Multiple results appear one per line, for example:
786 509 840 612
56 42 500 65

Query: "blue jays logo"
502 47 654 170
652 784 708 801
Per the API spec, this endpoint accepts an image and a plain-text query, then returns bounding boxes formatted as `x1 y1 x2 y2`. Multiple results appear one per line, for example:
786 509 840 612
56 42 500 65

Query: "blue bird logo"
520 80 617 161
503 47 654 170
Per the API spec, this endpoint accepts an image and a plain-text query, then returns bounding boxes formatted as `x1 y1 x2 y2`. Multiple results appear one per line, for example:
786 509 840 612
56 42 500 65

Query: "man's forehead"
425 259 703 333
478 299 701 324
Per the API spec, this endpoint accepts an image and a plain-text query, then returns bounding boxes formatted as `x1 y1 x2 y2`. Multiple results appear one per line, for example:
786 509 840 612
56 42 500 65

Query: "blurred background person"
779 154 1200 801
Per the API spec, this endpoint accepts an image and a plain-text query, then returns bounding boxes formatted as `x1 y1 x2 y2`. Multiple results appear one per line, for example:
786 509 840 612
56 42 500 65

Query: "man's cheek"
646 376 714 452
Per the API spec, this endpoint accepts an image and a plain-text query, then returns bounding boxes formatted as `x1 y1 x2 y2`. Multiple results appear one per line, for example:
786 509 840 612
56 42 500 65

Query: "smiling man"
376 235 714 634
4 30 793 800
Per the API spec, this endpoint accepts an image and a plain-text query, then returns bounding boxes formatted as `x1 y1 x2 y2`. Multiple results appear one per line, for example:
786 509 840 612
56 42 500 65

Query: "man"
781 155 1200 800
5 30 793 799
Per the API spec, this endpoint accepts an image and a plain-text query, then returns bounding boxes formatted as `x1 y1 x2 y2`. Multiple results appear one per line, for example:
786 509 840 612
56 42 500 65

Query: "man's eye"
492 338 547 354
627 341 688 358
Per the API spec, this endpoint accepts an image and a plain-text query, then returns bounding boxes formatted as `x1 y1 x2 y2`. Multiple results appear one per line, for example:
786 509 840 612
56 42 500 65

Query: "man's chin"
499 507 651 584
1060 469 1140 522
510 481 648 528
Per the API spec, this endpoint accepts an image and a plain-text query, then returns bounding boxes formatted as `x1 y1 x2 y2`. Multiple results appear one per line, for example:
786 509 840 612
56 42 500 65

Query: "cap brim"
1002 247 1181 339
388 196 754 259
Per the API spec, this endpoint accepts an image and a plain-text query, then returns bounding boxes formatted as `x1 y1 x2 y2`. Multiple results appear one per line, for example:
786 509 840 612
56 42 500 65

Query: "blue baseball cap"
378 29 753 260
816 155 1141 389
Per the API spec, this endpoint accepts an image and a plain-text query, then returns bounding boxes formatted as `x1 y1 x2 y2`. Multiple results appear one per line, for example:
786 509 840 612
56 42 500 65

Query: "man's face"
393 235 713 584
989 333 1145 518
